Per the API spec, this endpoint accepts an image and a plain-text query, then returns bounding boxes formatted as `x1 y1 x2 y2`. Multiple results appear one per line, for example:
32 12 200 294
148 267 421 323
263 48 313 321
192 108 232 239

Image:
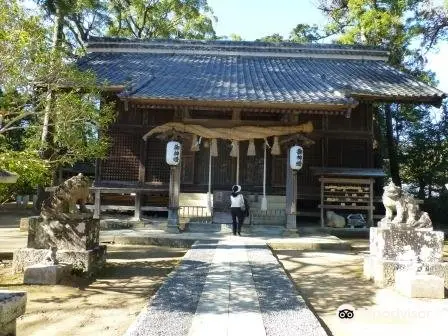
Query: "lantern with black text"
166 141 182 166
289 145 303 170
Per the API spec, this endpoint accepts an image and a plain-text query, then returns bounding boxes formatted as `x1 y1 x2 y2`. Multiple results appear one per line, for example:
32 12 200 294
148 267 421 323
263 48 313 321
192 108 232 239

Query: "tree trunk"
35 4 65 213
384 104 401 186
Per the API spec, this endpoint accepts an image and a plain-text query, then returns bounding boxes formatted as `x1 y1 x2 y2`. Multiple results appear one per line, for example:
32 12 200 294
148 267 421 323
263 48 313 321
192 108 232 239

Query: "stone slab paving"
125 237 327 336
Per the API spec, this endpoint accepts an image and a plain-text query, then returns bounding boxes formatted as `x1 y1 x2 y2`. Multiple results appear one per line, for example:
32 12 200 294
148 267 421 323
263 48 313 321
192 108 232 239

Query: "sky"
208 0 448 96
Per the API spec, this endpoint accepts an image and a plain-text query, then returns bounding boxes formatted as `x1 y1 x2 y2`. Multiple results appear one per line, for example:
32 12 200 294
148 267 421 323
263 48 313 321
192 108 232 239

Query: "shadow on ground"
0 244 187 336
274 249 376 314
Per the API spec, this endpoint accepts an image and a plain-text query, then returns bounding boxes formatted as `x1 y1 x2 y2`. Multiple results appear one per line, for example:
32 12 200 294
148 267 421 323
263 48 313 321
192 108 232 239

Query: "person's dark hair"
232 185 241 193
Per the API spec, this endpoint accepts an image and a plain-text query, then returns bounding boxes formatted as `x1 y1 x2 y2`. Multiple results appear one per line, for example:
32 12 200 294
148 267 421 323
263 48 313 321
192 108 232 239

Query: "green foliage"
107 0 216 39
229 33 242 41
256 33 284 43
0 150 50 202
289 24 324 43
1 0 116 178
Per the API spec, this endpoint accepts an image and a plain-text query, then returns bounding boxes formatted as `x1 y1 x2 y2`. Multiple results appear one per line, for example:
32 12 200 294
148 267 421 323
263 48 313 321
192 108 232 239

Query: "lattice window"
108 131 140 157
145 139 169 183
102 131 140 181
271 156 286 187
181 155 194 184
297 139 322 188
102 157 139 181
240 139 264 186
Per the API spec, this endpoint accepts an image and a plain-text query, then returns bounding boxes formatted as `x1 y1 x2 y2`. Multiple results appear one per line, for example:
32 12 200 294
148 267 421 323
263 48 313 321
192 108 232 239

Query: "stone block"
28 217 100 250
19 216 39 232
369 227 444 262
395 271 445 299
24 263 72 285
0 291 27 336
13 245 106 277
363 255 397 287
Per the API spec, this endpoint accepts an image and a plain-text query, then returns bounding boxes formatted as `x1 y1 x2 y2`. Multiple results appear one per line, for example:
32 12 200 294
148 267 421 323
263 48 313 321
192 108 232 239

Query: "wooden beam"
134 191 141 220
232 108 241 120
93 190 101 219
138 140 147 183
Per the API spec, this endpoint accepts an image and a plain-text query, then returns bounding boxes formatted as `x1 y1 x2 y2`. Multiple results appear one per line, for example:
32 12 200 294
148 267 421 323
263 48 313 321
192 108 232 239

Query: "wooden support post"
368 178 374 226
166 165 181 232
285 148 297 232
134 191 141 221
320 178 324 227
93 190 101 219
95 158 101 184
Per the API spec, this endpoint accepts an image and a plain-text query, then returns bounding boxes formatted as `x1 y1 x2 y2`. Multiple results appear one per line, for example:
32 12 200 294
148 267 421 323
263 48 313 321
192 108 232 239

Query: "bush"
0 150 50 203
422 193 448 229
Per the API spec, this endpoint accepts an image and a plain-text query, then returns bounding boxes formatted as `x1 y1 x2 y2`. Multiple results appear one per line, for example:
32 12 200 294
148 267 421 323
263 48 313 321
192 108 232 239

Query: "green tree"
36 0 109 54
415 0 448 48
289 23 324 43
400 103 448 197
0 0 115 199
316 0 432 187
107 0 216 39
256 33 284 42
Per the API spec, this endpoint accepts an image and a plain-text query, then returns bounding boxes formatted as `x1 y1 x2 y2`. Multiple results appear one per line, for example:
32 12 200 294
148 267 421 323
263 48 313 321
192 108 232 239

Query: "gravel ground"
247 244 328 336
124 240 216 336
125 239 328 336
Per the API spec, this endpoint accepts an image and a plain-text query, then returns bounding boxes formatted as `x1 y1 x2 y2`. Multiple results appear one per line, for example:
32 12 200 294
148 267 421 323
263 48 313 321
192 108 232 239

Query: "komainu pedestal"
364 182 447 298
13 174 106 278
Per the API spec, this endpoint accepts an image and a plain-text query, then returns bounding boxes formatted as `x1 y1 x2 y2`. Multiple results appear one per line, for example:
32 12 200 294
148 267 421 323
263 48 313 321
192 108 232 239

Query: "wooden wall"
99 100 375 201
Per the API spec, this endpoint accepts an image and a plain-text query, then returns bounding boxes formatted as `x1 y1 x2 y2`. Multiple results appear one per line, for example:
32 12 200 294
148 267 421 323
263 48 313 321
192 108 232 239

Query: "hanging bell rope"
211 138 218 157
261 139 268 211
207 143 213 213
247 139 256 156
230 140 239 157
271 136 281 155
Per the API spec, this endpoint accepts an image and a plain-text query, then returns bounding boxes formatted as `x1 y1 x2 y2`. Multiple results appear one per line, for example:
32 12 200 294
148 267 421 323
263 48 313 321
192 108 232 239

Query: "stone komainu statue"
41 173 92 220
379 181 432 229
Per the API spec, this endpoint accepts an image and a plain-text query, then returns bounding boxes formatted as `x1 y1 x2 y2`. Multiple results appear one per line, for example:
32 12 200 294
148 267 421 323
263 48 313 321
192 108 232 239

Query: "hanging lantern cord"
261 139 268 211
207 142 213 213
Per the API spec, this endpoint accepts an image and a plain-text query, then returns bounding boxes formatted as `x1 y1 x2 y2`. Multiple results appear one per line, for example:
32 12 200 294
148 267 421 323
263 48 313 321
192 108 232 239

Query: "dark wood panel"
240 139 264 187
145 139 169 183
181 155 194 184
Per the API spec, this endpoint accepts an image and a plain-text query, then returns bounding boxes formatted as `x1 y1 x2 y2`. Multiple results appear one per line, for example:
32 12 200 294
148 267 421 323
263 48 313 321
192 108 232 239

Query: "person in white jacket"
230 184 245 236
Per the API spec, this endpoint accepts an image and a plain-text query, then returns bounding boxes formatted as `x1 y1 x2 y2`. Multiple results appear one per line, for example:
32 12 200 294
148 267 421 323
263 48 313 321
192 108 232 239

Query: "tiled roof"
77 38 446 106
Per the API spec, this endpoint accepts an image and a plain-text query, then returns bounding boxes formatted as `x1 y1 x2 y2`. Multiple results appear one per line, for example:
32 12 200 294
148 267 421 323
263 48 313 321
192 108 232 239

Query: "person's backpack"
243 197 250 217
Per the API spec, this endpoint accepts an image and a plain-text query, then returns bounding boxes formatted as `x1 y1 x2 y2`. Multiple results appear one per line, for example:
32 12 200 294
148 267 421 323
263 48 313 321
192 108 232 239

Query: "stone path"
124 237 327 336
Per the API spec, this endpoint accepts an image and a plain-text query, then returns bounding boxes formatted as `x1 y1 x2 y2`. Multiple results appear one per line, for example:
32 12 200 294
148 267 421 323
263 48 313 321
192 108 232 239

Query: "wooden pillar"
368 178 374 226
320 178 324 227
93 190 101 219
286 149 297 231
95 158 101 184
166 165 181 232
135 140 147 220
133 191 141 221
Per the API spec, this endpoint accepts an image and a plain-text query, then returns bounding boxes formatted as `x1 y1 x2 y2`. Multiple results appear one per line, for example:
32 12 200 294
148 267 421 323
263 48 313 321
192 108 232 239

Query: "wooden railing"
249 209 286 225
179 206 213 224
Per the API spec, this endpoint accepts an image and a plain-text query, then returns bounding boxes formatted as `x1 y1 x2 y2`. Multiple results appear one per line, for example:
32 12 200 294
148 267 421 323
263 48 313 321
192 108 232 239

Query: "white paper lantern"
166 141 182 166
289 145 303 170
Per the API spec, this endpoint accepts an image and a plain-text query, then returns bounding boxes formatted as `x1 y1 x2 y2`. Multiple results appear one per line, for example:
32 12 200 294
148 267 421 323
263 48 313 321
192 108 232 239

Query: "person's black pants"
231 207 244 234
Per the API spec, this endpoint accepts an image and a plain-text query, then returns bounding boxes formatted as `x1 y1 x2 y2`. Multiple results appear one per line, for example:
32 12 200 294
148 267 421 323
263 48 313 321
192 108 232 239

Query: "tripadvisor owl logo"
337 304 355 319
